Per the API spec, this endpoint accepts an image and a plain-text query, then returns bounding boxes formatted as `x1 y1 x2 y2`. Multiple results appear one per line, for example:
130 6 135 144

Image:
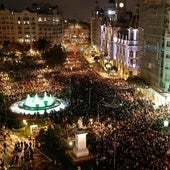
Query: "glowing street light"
69 141 73 147
23 119 28 136
23 119 27 125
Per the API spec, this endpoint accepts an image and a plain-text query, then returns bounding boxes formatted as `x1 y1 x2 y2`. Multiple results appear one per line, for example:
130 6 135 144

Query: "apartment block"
0 4 62 46
139 0 170 92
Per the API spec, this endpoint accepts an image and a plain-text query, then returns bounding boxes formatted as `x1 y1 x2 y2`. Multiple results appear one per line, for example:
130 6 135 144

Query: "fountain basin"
10 92 68 114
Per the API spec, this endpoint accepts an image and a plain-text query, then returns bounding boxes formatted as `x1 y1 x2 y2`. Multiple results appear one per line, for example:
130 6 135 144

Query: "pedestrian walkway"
0 128 62 169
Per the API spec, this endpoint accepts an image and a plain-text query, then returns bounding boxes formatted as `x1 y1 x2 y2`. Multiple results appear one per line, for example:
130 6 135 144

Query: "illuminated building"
115 2 142 77
37 5 62 45
91 0 139 77
14 10 39 43
93 0 170 104
0 5 16 45
139 0 170 93
0 3 62 45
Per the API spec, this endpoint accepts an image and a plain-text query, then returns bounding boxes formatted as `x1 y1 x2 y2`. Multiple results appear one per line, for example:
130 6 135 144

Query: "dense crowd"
0 51 170 170
32 70 170 169
68 73 170 170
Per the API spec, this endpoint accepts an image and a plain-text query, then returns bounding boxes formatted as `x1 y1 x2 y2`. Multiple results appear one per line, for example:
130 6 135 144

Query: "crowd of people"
0 127 35 169
65 72 170 169
0 49 170 169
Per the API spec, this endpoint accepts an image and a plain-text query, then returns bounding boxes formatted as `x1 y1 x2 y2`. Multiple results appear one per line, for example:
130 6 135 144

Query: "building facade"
37 5 62 45
0 8 16 45
139 0 170 93
0 4 62 46
91 0 140 77
14 10 39 44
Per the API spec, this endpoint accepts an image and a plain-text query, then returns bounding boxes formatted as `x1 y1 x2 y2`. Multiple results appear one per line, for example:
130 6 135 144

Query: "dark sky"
0 0 137 19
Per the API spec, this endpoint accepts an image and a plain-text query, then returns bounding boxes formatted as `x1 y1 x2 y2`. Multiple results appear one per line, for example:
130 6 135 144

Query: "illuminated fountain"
10 92 68 115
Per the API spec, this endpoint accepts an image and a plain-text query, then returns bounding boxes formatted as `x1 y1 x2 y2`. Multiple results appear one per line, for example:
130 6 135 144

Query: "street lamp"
23 119 28 136
88 87 92 110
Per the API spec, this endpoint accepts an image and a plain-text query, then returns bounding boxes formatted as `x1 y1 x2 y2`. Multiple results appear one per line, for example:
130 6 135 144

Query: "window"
129 51 133 57
167 41 170 47
38 17 42 22
165 74 170 81
165 63 170 70
130 59 133 65
166 54 170 59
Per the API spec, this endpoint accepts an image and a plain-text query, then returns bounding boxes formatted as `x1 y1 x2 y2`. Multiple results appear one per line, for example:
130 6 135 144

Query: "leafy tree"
35 125 68 160
21 55 33 63
127 76 148 88
33 38 51 54
2 40 10 54
43 44 66 68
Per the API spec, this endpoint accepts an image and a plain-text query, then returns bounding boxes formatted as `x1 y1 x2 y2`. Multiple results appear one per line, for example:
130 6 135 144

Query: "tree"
33 38 51 54
127 76 148 88
43 44 66 68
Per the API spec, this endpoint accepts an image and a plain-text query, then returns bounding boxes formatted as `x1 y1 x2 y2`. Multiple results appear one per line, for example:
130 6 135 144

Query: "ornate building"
91 0 140 77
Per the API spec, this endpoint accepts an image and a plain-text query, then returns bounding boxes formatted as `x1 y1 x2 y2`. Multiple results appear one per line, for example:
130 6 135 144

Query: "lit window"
108 10 115 15
38 17 42 22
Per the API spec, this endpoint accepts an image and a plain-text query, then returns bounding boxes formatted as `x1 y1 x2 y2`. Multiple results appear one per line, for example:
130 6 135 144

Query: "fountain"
10 92 68 114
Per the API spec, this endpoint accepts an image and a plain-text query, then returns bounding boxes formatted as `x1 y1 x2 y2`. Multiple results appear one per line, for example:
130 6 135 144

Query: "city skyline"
0 0 137 19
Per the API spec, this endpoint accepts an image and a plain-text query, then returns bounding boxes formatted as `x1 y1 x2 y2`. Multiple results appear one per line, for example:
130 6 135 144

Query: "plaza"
0 43 169 169
0 1 169 169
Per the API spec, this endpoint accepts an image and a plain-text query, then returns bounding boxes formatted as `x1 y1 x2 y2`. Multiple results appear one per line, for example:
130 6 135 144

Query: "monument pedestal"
66 129 95 164
73 129 89 157
73 146 89 158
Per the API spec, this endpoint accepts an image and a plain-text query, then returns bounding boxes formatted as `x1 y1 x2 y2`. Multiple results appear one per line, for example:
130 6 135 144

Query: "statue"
77 117 83 129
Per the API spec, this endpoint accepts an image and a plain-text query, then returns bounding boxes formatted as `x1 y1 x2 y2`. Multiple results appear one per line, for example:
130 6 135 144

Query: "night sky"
0 0 137 19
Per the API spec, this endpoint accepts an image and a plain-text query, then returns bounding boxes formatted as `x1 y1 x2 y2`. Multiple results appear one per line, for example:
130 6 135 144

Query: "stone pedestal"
73 130 89 157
